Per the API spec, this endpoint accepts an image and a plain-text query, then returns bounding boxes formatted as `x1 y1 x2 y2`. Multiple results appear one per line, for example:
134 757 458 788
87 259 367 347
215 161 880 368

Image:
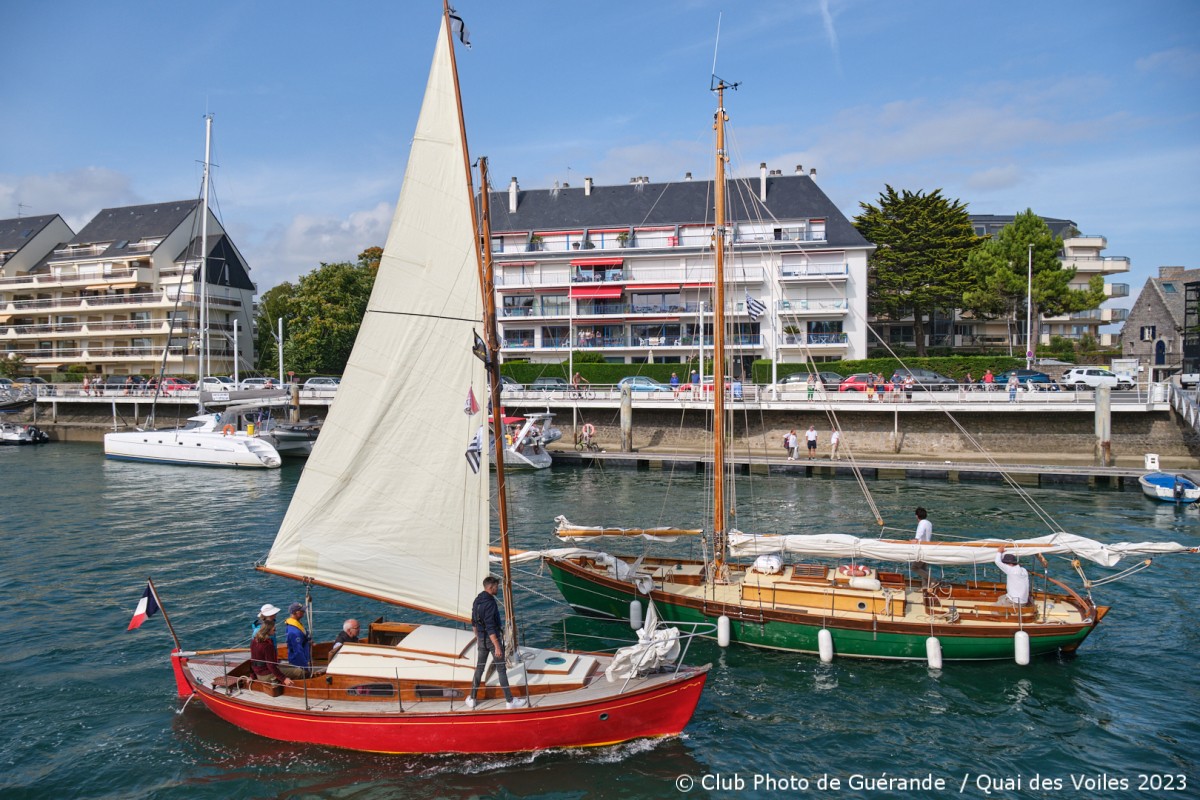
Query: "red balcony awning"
570 257 624 267
629 284 680 291
570 286 624 299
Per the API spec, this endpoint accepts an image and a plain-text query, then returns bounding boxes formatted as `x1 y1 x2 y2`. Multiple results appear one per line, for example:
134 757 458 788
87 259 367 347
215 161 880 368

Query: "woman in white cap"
252 603 281 646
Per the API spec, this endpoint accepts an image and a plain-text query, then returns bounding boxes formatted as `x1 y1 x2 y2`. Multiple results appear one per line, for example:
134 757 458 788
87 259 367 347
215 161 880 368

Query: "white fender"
818 628 834 663
716 615 731 648
629 599 643 630
1014 630 1030 665
926 636 943 669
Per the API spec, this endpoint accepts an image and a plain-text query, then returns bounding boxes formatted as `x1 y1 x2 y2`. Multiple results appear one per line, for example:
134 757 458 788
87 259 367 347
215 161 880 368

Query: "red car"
837 373 876 392
156 377 195 394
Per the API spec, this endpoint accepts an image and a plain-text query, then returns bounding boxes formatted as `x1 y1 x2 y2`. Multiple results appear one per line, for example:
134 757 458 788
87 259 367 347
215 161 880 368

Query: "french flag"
127 582 160 630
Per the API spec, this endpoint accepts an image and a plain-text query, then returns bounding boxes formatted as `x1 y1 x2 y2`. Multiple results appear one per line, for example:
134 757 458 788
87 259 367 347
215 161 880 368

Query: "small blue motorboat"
1138 472 1200 504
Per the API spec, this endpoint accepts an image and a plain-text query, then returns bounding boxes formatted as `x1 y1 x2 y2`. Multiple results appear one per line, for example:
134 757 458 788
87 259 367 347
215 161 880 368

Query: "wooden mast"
711 80 730 575
442 2 519 643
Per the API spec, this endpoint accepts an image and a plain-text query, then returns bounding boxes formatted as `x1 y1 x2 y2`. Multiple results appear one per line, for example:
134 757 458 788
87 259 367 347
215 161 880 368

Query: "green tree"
854 186 981 356
253 282 295 372
284 248 379 374
962 210 1105 353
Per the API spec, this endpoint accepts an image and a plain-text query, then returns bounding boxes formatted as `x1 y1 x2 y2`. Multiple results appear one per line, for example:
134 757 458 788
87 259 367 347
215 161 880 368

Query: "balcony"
777 299 848 315
778 264 848 281
1105 282 1130 298
1062 255 1129 275
777 332 849 347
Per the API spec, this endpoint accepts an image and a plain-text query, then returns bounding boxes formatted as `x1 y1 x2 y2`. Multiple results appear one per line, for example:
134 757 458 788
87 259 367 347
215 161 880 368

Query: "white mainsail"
728 531 1194 568
263 22 490 622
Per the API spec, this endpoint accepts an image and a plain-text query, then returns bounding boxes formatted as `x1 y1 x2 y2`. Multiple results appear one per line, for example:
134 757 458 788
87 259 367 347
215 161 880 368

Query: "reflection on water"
0 444 1196 799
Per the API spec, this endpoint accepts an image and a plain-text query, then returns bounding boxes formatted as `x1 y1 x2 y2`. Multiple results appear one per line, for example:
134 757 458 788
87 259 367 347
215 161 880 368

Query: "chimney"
1159 266 1185 278
759 162 768 202
585 177 593 196
684 172 693 181
795 164 803 174
508 177 519 213
809 168 817 180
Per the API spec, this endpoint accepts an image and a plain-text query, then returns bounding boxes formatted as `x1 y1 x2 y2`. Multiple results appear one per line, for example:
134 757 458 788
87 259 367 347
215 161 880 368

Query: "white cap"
260 603 281 617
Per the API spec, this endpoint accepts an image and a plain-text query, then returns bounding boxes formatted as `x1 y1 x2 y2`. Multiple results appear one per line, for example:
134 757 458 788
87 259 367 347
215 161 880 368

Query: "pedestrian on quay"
806 426 818 460
1007 373 1019 402
787 429 799 460
830 429 841 460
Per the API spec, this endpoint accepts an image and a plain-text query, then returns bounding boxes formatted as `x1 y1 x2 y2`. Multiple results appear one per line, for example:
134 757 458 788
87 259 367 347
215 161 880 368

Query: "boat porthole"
856 601 867 611
545 656 566 665
599 713 609 721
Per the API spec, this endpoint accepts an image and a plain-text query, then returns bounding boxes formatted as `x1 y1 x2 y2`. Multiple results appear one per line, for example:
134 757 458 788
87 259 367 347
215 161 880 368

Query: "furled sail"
727 532 1195 568
262 22 490 622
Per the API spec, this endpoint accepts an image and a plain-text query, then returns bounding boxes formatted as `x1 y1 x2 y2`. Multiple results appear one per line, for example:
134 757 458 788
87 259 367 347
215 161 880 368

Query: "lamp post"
1026 243 1034 370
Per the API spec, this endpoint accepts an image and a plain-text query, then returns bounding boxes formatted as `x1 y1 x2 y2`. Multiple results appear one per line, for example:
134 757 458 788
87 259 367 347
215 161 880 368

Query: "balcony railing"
778 332 849 346
1105 283 1130 298
778 264 848 278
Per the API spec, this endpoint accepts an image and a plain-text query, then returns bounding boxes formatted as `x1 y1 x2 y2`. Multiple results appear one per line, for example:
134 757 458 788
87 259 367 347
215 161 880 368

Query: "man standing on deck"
464 576 526 710
912 507 933 585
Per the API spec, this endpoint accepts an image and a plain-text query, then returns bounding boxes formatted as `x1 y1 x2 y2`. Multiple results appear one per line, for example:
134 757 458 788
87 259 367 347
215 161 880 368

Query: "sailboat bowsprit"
167 4 707 754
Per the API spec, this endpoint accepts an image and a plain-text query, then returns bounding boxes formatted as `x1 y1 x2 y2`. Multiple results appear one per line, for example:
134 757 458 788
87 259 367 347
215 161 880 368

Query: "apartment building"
488 164 873 375
0 200 256 378
1119 266 1200 381
871 215 1130 351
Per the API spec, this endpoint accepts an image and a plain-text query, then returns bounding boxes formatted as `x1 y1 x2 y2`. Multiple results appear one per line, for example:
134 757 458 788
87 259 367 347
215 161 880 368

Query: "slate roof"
487 174 872 250
968 214 1077 240
1146 268 1200 328
174 233 255 292
65 200 199 257
0 214 64 254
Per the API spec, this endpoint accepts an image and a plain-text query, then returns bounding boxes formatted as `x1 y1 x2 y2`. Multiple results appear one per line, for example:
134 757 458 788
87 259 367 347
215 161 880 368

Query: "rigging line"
711 12 722 80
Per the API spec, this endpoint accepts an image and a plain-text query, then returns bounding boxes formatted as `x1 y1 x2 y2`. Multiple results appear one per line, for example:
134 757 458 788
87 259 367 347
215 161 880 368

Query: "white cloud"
250 201 394 288
0 168 140 231
966 165 1023 192
1136 47 1200 76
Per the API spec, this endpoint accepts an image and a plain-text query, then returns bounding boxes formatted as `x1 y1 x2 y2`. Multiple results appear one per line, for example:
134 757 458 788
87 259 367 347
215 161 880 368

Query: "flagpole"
147 576 182 651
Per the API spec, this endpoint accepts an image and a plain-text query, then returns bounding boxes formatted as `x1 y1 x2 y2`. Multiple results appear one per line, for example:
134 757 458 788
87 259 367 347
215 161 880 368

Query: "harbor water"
1 443 1196 799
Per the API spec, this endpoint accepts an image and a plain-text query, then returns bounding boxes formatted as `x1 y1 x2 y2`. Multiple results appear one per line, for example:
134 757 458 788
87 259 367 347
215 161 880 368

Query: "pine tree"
854 186 980 356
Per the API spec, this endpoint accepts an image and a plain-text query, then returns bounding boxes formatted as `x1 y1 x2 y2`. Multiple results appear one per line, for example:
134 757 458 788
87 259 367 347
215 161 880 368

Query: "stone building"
1119 265 1200 381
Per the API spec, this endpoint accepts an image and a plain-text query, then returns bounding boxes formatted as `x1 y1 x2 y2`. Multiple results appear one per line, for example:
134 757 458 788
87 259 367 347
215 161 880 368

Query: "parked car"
1061 367 1132 391
837 373 876 392
199 376 236 391
303 377 341 390
617 376 671 392
990 369 1060 391
499 376 522 390
530 377 569 389
240 377 279 390
104 375 147 393
890 368 957 391
0 377 14 389
780 371 844 386
155 377 195 394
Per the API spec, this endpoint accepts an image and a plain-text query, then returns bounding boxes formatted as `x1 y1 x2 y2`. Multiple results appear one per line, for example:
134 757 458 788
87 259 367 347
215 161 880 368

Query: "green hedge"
750 355 1033 383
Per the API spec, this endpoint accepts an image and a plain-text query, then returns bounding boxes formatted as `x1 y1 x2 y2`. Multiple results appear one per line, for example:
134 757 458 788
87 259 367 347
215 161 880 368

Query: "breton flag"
464 426 484 473
449 7 471 48
464 387 479 416
745 293 767 321
127 582 160 631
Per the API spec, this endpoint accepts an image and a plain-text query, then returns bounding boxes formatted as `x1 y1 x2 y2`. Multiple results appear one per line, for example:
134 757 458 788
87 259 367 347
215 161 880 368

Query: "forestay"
728 532 1195 568
262 23 490 623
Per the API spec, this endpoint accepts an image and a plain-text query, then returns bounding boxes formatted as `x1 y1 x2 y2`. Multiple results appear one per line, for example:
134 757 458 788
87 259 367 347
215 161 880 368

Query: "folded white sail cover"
553 515 699 542
728 532 1193 568
605 602 681 683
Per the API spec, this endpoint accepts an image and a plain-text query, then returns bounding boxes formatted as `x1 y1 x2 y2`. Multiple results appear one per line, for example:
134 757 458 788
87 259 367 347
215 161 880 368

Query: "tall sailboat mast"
478 157 519 647
199 114 212 385
711 80 731 573
440 1 521 644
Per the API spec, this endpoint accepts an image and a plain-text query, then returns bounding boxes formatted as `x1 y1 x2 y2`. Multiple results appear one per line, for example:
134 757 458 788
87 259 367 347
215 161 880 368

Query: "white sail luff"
727 532 1193 568
264 21 489 621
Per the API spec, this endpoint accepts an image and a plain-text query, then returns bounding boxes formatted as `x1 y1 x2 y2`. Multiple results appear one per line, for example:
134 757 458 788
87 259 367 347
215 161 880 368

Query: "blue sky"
2 1 1197 309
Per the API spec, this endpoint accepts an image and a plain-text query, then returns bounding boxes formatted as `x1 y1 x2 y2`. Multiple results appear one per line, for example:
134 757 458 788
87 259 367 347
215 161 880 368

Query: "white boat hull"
104 429 282 468
1138 473 1200 504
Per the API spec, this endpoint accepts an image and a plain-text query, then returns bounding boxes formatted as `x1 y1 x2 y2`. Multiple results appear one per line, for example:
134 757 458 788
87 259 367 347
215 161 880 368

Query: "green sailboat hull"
546 560 1102 661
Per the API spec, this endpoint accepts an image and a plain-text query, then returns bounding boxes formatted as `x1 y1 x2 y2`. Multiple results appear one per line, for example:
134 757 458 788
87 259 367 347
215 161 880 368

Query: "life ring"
581 423 596 438
838 564 869 577
222 424 236 436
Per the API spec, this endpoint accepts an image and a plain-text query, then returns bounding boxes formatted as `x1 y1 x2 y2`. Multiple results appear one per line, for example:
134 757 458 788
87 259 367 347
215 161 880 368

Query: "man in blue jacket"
282 602 312 677
463 576 526 709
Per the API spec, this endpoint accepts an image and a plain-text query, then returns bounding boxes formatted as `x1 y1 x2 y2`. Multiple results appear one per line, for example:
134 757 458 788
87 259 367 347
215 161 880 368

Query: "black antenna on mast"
709 13 740 93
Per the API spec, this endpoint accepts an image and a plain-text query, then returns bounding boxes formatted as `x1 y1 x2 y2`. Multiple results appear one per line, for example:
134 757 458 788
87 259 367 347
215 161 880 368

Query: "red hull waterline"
176 659 708 754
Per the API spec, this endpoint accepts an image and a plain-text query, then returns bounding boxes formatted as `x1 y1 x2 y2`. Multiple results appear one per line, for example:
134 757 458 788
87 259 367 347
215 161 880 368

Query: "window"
1162 283 1177 293
503 295 535 317
1140 325 1156 341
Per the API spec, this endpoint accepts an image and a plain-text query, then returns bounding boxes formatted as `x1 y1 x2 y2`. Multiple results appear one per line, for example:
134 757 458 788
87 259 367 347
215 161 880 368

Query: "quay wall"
14 400 1200 467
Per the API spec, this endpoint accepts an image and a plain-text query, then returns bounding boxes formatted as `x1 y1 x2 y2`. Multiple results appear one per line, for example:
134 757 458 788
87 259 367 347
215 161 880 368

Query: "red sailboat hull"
182 666 708 754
